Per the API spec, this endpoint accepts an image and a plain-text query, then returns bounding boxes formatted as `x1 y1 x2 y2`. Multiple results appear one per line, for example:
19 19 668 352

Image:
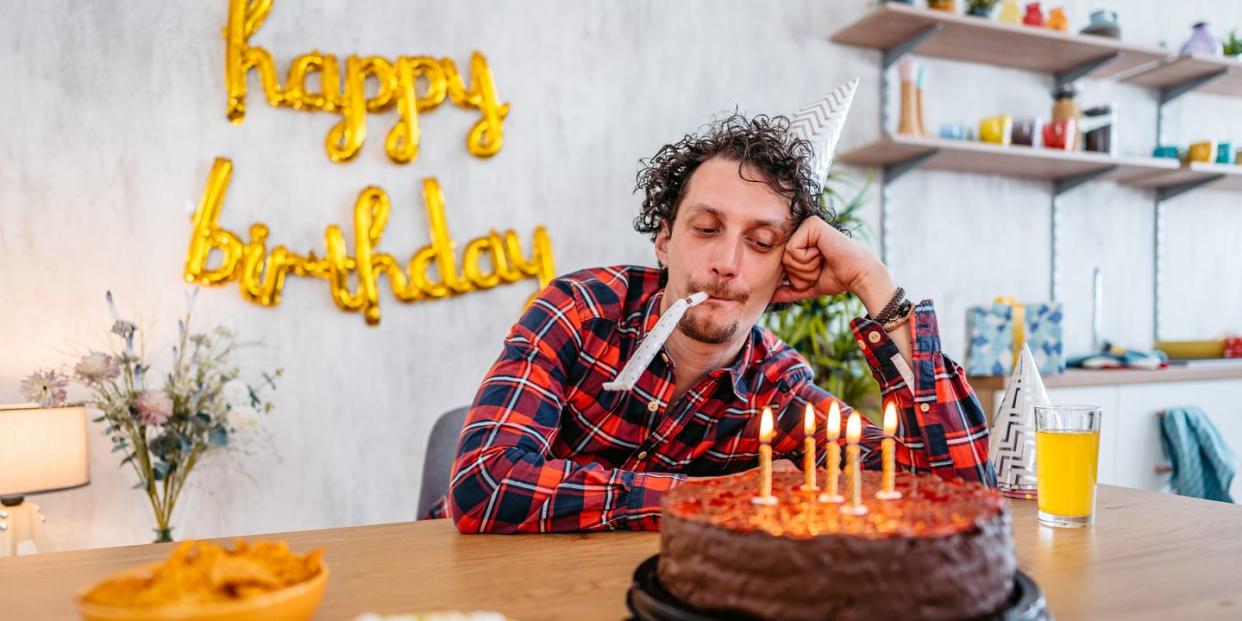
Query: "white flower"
75 352 120 384
134 391 172 426
228 405 259 432
221 379 252 407
20 370 68 407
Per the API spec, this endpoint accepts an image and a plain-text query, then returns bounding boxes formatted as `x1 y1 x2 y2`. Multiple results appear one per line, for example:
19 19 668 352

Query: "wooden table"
3 485 1241 620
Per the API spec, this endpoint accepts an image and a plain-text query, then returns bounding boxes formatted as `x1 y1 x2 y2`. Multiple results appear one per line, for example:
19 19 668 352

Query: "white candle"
752 406 777 506
840 411 867 515
801 404 818 491
877 401 902 500
818 400 844 503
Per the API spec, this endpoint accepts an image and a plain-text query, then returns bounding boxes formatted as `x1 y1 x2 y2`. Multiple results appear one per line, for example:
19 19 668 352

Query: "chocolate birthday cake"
658 470 1015 621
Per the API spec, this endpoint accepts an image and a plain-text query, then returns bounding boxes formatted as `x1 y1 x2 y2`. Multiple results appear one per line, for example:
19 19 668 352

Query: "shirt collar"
637 288 756 401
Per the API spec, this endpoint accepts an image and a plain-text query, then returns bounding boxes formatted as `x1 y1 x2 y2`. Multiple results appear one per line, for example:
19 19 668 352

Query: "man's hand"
771 216 894 314
771 215 915 366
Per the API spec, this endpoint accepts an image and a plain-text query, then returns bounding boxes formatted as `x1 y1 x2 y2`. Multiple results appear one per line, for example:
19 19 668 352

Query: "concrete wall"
1 0 1239 550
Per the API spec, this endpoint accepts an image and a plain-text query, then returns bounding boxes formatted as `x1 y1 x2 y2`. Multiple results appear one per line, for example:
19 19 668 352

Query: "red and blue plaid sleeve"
446 279 685 533
844 300 995 485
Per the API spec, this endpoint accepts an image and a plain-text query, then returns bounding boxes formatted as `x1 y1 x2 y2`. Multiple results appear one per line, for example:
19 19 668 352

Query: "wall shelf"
830 4 1168 83
831 4 1240 344
838 135 1180 187
1122 54 1242 99
1128 161 1242 194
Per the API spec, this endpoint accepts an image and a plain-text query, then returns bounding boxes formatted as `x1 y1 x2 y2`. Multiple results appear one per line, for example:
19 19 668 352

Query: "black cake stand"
626 555 1051 621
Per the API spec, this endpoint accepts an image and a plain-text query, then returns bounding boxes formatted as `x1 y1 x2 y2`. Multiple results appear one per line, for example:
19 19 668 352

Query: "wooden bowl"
75 561 328 621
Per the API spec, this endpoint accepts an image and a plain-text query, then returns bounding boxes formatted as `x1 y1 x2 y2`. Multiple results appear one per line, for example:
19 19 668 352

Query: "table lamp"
0 404 90 556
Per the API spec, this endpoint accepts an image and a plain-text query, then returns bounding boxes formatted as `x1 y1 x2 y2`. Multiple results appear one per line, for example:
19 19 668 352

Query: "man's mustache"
688 280 749 303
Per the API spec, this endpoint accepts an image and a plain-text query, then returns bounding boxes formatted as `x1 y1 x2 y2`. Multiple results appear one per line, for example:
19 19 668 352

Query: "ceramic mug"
1042 118 1076 151
1216 142 1233 164
1152 145 1180 159
979 115 1014 145
1187 141 1216 163
1012 118 1044 147
939 123 969 140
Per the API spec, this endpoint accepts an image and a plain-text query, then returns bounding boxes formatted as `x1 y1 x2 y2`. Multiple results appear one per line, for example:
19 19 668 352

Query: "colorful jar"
1023 2 1045 27
1047 7 1068 32
1181 22 1222 57
998 0 1023 24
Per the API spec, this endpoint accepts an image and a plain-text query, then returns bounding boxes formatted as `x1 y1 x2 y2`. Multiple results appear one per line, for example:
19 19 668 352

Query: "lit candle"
818 400 844 503
752 406 777 506
840 411 867 515
801 404 818 491
876 401 903 500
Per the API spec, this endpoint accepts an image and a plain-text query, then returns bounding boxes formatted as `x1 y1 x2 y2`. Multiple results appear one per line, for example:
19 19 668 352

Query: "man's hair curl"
634 113 827 241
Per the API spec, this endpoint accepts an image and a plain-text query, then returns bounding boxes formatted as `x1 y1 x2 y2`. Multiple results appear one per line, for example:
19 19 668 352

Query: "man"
428 112 994 533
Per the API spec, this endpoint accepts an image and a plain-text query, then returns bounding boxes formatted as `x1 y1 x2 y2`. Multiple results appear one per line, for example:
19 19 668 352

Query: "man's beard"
676 278 749 344
678 311 739 344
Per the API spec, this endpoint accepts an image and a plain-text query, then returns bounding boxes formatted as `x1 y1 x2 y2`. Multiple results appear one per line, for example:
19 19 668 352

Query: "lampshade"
0 404 90 498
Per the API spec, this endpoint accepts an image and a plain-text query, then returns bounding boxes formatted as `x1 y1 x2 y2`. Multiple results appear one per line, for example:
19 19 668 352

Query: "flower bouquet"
21 292 281 541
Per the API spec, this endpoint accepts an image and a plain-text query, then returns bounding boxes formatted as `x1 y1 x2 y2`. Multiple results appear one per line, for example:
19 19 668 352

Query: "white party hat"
989 344 1049 498
789 77 860 183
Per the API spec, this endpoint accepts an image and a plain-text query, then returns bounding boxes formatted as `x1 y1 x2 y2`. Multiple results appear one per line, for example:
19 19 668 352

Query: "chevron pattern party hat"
790 77 860 183
989 344 1049 499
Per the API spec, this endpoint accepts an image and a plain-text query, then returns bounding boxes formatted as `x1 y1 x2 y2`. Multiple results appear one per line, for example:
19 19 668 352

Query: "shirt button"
647 400 660 413
637 450 649 460
868 331 882 344
920 403 930 412
857 339 867 349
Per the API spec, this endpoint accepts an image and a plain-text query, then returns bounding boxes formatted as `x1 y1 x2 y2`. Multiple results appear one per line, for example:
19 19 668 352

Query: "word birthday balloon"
224 0 509 163
184 158 555 325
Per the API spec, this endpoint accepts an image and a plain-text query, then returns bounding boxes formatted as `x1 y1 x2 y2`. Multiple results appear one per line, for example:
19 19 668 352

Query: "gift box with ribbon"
966 297 1066 376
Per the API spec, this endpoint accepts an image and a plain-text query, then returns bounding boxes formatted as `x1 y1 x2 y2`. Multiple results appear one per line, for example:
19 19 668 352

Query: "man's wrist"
853 267 897 318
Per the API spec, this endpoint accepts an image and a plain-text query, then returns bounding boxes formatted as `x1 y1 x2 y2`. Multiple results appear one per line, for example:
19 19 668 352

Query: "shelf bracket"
1159 69 1229 105
1052 166 1116 197
881 23 941 70
1054 52 1120 88
883 148 938 184
1155 174 1224 202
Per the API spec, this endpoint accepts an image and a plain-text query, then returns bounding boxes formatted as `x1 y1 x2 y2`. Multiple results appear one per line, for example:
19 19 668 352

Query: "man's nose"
707 236 743 280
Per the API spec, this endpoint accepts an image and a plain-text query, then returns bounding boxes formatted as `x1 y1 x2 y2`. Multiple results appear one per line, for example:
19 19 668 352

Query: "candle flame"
846 411 861 444
883 401 898 436
804 403 816 436
827 400 841 441
760 406 774 442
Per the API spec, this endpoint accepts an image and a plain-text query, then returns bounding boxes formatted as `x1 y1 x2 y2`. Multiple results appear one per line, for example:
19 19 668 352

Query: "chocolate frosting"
658 470 1016 621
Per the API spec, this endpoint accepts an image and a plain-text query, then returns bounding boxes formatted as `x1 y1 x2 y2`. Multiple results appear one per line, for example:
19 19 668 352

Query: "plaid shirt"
430 265 994 533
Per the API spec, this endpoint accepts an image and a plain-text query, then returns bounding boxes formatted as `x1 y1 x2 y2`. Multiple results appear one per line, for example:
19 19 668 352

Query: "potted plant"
966 0 999 18
765 173 882 423
1223 30 1242 57
928 0 956 12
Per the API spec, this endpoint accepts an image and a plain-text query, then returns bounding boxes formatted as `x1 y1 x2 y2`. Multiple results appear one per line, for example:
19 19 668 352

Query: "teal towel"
1160 407 1237 502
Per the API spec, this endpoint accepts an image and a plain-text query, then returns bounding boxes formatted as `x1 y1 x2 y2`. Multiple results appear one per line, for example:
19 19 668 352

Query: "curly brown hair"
633 113 829 242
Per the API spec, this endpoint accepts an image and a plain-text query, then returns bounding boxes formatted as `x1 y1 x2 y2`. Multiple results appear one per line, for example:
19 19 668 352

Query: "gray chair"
417 406 470 518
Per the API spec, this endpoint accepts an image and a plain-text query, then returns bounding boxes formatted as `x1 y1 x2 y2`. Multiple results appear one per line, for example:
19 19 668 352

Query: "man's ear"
654 222 671 267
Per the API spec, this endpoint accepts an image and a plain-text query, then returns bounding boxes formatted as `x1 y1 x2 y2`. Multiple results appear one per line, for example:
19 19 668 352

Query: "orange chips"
82 539 324 607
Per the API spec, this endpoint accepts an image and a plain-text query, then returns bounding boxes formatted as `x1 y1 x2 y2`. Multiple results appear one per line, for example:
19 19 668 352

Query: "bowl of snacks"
76 539 327 621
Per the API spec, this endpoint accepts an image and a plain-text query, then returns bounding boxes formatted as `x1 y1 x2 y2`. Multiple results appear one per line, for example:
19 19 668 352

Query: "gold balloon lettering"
223 0 506 163
185 158 555 326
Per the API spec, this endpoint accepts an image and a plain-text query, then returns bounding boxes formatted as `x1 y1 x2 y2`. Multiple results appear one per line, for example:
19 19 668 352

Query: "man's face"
654 156 792 344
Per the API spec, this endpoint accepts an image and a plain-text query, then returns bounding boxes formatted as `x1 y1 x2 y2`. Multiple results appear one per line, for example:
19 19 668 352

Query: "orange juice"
1036 429 1100 517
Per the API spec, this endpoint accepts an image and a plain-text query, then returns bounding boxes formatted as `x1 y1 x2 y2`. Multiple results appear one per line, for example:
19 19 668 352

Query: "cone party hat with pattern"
990 344 1049 498
790 77 860 182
